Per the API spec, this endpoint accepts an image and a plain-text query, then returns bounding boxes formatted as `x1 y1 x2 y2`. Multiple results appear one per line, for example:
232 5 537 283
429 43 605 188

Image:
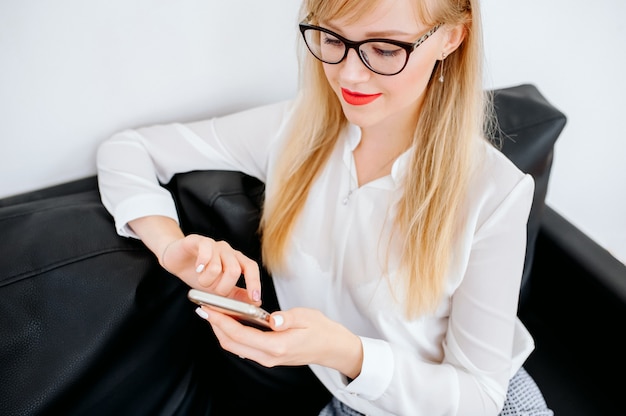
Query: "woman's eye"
373 45 402 58
322 34 343 47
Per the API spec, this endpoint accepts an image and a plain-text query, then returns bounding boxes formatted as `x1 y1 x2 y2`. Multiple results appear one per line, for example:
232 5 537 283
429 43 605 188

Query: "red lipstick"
341 88 382 106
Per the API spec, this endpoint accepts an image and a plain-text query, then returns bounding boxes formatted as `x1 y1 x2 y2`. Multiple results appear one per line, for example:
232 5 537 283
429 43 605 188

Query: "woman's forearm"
128 215 184 266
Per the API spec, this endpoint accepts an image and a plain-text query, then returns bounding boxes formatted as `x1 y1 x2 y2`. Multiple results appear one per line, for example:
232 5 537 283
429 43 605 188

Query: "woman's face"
321 0 447 138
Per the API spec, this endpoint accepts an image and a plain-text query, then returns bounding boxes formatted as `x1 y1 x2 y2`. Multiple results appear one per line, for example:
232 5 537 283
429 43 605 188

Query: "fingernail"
252 289 261 302
273 314 284 327
195 307 209 320
195 264 205 273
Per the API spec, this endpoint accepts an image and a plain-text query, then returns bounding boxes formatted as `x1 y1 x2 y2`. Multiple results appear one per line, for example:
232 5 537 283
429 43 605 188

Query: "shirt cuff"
344 336 394 400
114 193 180 238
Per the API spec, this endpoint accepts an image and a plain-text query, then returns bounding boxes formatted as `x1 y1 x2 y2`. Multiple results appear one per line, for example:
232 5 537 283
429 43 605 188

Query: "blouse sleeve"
443 173 535 415
96 100 292 238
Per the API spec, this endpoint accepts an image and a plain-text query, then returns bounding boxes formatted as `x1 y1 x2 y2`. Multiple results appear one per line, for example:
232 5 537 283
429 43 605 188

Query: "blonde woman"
97 0 553 414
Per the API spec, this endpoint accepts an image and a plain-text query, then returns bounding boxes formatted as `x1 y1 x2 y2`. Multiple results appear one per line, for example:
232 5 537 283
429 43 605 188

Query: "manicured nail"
273 314 284 327
195 264 205 273
195 307 209 320
252 289 261 302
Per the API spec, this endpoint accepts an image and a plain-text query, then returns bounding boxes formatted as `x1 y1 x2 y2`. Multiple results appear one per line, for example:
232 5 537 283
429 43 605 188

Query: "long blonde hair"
261 0 490 318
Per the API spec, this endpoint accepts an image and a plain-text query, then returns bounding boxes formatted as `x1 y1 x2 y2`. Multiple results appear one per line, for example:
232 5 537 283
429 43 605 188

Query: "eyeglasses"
299 20 440 76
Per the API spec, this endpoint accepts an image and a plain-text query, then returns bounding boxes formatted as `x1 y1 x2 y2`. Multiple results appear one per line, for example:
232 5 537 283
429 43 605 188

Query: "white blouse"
97 100 535 416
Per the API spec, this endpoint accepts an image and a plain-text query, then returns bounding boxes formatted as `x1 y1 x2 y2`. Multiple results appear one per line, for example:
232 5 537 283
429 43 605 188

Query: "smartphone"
187 289 272 329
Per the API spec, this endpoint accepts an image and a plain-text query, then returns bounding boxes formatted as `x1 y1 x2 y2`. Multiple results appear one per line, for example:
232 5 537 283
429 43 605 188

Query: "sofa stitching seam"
496 114 566 137
0 246 147 287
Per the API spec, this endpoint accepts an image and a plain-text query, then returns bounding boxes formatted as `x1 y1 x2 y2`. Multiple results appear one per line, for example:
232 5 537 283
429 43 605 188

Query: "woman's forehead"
312 0 437 28
319 0 430 36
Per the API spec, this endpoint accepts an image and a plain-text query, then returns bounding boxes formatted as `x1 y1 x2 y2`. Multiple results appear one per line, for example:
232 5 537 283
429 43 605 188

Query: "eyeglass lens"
303 28 408 75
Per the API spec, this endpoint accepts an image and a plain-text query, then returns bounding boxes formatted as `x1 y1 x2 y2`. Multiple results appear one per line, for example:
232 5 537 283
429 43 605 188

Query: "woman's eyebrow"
365 29 414 37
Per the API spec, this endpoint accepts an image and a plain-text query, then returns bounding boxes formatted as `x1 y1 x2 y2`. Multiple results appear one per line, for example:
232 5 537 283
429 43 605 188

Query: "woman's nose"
338 48 371 83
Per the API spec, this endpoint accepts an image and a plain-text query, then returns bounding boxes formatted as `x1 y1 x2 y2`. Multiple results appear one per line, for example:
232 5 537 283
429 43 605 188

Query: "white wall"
0 0 302 196
1 1 624 265
482 0 626 265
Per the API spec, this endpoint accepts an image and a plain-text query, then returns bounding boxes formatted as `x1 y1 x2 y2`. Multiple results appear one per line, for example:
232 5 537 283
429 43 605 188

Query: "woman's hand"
197 306 364 379
128 215 261 304
161 235 261 303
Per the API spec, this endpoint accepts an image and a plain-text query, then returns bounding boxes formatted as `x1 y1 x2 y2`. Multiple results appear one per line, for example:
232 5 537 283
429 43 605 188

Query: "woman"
97 0 553 414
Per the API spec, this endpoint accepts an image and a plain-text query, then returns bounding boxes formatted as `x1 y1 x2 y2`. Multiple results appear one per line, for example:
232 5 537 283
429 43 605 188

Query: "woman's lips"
341 88 382 106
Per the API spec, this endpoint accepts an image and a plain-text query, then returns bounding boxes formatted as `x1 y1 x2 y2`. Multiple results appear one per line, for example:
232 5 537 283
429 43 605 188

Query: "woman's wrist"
159 238 180 267
324 327 363 380
342 333 364 380
128 216 184 265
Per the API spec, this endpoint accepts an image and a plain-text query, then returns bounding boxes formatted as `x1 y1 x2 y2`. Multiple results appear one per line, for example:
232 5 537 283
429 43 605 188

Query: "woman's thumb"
270 312 287 331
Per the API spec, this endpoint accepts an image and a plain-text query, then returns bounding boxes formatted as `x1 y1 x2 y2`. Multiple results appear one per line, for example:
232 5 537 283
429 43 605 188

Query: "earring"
438 53 446 83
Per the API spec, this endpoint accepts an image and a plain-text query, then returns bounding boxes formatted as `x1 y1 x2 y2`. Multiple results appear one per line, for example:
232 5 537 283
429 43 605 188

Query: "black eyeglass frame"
298 21 441 76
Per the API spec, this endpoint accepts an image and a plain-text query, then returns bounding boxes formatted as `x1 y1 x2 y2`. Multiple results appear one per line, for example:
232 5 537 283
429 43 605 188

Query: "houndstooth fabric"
318 367 553 416
319 397 366 416
499 367 553 416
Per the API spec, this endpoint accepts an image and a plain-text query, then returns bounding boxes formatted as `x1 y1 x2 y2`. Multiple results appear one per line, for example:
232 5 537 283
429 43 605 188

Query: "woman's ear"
441 23 466 56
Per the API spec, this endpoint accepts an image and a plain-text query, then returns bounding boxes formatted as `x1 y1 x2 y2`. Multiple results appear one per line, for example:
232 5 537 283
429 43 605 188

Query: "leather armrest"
0 191 213 415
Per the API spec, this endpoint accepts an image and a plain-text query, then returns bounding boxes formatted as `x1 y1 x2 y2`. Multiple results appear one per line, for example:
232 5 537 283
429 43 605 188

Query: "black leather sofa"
4 83 608 415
